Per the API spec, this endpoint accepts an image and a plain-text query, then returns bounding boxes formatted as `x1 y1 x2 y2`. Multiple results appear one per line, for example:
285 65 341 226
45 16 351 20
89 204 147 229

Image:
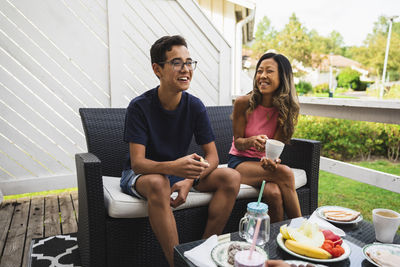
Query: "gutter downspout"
234 7 255 97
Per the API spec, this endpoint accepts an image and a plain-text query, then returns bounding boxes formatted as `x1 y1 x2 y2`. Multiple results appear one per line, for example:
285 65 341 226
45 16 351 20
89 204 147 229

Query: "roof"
318 54 363 70
227 0 257 9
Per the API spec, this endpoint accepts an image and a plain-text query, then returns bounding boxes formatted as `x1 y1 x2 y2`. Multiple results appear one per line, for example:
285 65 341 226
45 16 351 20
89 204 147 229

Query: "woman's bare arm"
232 95 266 152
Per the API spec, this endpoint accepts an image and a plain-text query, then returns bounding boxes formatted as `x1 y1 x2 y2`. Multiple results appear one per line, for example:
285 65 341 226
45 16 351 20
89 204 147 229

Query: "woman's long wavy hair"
247 53 300 143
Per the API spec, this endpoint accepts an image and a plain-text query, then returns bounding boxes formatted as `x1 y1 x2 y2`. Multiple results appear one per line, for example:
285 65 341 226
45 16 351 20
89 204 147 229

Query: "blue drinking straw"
257 180 266 206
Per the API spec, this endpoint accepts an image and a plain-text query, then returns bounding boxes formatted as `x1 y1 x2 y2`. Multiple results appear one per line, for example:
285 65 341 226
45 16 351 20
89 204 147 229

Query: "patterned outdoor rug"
29 233 81 267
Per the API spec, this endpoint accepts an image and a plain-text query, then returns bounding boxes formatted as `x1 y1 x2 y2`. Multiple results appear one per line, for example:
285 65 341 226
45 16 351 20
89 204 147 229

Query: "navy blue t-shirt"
123 87 215 172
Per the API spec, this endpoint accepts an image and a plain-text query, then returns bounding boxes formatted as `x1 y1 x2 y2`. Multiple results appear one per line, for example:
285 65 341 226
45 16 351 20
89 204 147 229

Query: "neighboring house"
0 0 256 194
305 54 370 86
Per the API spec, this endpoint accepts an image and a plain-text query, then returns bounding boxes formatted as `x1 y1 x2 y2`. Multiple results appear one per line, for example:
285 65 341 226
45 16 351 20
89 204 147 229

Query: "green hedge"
294 116 400 161
336 67 365 91
296 81 313 95
313 83 329 94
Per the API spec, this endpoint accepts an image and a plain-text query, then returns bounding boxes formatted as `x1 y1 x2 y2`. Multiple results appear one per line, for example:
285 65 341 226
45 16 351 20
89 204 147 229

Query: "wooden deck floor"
0 191 78 267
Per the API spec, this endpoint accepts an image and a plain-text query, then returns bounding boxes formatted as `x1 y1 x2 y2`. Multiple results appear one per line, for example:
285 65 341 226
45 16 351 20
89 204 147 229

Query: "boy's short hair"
150 35 187 67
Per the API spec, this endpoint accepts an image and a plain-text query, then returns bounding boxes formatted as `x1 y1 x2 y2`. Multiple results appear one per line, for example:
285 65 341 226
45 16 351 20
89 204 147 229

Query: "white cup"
234 250 266 267
372 208 400 243
265 139 284 160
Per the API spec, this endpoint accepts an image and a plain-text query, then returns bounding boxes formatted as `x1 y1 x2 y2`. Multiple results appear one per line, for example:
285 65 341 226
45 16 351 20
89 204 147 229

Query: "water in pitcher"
239 202 270 246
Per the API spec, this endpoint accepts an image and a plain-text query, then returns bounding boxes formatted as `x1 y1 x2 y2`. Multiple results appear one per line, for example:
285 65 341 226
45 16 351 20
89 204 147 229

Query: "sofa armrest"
280 138 321 213
75 153 107 267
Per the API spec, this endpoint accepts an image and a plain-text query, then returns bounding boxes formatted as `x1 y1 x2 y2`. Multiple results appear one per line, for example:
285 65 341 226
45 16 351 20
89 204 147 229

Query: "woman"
228 52 301 222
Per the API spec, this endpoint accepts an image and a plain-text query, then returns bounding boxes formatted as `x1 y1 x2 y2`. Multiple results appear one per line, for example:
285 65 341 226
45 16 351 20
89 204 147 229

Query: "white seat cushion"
103 167 307 218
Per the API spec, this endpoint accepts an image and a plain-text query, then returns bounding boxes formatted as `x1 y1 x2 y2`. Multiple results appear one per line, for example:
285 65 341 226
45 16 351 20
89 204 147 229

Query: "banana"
285 240 332 259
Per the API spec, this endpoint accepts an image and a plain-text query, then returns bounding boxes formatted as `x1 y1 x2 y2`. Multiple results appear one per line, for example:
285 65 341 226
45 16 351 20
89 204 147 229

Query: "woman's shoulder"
234 95 250 109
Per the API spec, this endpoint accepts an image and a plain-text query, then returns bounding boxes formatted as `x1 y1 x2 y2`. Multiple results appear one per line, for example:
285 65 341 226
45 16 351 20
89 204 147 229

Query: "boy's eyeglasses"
159 59 197 71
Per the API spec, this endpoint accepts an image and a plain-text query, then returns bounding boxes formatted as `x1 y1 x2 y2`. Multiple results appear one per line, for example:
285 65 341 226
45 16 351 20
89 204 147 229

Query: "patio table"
174 217 400 267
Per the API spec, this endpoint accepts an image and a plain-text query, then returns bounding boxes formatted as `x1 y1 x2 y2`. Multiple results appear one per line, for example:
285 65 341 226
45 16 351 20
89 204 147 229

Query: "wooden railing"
299 97 400 193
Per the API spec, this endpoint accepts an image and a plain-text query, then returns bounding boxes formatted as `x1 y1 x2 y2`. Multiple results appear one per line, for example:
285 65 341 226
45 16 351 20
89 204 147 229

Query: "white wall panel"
0 0 110 194
0 0 232 194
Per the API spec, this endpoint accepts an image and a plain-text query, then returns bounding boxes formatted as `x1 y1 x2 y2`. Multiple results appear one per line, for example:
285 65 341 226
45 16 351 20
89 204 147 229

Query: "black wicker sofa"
75 106 321 267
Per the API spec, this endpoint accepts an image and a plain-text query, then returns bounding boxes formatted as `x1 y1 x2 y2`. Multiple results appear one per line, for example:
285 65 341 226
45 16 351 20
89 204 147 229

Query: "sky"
255 0 400 47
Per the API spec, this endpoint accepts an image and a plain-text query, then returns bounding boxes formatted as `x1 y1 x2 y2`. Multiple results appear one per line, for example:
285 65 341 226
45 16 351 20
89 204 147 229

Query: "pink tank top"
229 105 279 159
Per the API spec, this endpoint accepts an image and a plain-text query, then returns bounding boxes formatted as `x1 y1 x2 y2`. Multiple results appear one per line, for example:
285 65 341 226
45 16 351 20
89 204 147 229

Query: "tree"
274 13 313 66
347 16 400 78
252 16 277 58
252 13 313 66
254 16 276 41
251 14 400 81
252 14 345 68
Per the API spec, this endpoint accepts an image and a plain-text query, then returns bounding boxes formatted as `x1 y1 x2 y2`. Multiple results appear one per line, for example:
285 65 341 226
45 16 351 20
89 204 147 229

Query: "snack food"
280 220 345 259
227 242 251 265
366 249 400 267
285 240 331 259
323 210 360 222
288 264 316 267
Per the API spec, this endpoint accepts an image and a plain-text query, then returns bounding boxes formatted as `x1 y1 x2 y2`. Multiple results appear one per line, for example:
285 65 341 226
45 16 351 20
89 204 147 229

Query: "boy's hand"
172 153 209 179
170 179 192 208
261 157 281 172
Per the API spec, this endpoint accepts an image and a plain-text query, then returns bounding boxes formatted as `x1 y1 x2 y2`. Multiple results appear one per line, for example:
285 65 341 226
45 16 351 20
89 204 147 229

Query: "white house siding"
0 0 232 195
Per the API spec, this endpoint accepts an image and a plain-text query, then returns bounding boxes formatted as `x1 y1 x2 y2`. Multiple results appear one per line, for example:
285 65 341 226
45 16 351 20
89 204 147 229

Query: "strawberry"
331 245 345 258
321 240 334 255
321 240 345 258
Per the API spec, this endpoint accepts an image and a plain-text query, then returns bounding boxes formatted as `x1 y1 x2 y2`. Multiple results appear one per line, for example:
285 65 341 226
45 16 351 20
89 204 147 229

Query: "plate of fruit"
277 220 351 263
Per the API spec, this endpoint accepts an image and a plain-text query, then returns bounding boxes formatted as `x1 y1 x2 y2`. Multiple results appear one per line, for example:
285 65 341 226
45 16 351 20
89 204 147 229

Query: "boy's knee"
146 175 170 197
215 168 241 193
224 168 241 188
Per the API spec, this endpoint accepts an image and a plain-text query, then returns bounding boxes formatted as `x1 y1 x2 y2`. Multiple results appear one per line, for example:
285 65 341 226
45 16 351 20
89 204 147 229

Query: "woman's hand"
261 157 281 172
250 135 268 152
265 260 290 267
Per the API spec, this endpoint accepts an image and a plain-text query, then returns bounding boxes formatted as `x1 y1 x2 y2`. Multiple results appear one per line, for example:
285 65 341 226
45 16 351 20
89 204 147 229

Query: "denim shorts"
120 169 200 199
227 154 260 169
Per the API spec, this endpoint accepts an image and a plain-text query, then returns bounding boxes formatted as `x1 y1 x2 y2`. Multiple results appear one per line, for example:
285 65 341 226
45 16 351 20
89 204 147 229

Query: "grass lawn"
311 93 357 99
4 187 77 200
318 160 400 232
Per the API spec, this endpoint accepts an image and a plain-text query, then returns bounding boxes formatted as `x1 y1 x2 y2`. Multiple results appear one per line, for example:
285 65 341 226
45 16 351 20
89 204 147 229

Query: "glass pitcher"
239 202 270 246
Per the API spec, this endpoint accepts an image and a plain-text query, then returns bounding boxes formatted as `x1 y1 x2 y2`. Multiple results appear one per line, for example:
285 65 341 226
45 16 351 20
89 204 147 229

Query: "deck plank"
0 192 79 266
0 200 15 263
59 192 78 234
44 195 61 237
0 198 30 267
72 190 79 221
22 196 45 267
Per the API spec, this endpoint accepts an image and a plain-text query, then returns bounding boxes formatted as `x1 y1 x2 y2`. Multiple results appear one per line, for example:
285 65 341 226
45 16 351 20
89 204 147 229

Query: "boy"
121 35 241 266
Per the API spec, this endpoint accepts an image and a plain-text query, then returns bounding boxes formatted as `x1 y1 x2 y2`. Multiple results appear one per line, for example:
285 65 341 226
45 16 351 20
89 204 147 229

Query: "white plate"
285 260 328 267
277 233 351 263
211 241 268 267
362 243 400 267
316 205 363 224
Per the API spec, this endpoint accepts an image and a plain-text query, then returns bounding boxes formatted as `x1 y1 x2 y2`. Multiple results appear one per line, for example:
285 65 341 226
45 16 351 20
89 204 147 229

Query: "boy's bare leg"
136 174 178 266
195 168 241 238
